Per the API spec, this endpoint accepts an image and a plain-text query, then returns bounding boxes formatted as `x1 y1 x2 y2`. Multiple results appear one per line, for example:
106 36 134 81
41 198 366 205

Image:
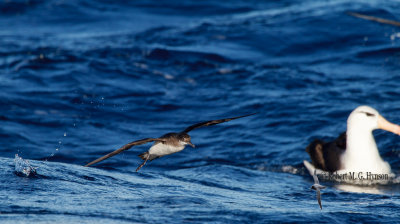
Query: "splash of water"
14 154 37 177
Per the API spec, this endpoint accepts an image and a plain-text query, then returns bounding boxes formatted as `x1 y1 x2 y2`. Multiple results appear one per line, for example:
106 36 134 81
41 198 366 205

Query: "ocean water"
1 0 400 223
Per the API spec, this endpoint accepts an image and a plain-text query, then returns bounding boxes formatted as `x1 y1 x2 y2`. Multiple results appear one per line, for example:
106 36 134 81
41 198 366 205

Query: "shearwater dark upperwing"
84 138 166 167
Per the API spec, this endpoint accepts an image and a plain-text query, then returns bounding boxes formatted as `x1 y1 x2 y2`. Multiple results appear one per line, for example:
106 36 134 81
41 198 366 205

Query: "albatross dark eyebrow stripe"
359 111 375 117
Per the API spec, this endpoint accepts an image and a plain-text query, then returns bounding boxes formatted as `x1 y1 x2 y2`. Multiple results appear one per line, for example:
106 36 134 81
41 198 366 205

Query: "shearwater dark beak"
188 142 195 148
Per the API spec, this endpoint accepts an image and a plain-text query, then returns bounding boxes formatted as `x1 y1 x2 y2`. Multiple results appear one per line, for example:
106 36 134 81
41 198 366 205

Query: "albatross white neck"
344 126 389 173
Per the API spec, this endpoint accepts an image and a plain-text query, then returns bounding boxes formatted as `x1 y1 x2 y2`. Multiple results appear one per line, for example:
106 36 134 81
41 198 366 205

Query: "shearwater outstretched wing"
182 113 256 133
85 138 165 167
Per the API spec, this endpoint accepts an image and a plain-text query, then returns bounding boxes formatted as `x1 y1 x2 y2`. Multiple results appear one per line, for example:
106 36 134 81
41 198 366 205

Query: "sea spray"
14 154 37 177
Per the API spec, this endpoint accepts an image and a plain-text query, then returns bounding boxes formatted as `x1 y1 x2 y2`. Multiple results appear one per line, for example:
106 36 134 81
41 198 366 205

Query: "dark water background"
1 0 400 223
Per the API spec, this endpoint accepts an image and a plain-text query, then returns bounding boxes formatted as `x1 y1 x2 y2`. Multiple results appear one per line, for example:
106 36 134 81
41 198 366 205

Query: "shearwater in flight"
311 170 326 210
85 113 256 171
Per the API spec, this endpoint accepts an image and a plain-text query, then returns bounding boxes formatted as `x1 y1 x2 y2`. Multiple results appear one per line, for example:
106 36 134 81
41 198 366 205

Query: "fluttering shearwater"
85 113 256 171
311 170 326 210
305 106 400 179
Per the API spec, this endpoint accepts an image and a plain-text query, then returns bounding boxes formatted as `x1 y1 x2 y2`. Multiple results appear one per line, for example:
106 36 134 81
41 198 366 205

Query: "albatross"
305 106 400 180
85 113 256 171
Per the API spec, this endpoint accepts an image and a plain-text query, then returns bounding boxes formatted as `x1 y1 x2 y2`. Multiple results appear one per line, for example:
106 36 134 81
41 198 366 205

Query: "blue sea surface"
1 0 400 223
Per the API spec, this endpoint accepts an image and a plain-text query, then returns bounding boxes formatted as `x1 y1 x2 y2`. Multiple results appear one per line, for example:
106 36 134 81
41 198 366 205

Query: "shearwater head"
177 133 195 148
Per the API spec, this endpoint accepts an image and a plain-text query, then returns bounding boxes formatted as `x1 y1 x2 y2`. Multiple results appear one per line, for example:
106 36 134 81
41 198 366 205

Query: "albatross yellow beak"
378 115 400 135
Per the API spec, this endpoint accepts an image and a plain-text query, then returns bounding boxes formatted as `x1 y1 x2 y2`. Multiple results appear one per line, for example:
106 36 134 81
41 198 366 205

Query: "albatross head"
348 105 400 135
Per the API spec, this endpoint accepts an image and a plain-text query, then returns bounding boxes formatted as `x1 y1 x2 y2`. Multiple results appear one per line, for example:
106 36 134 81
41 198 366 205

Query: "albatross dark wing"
85 138 166 167
182 113 257 133
306 132 346 172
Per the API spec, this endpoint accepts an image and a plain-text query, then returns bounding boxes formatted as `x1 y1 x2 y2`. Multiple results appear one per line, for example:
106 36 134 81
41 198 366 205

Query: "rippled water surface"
1 0 400 223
